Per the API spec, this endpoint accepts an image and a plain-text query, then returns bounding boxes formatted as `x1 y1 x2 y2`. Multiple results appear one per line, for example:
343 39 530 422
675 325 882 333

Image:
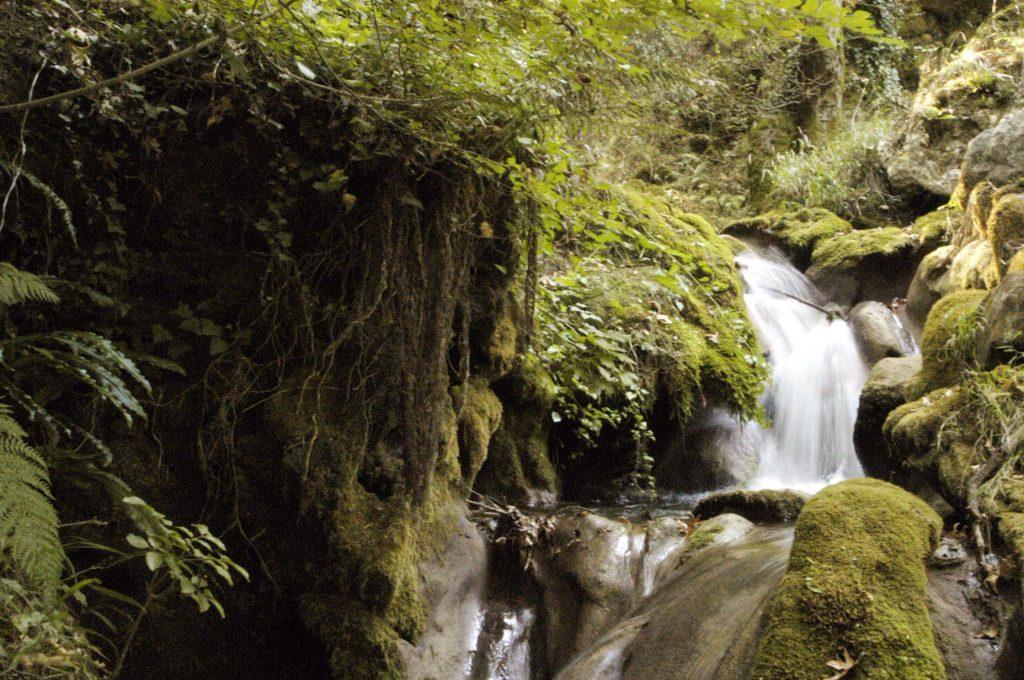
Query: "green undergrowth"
536 185 767 490
751 479 945 680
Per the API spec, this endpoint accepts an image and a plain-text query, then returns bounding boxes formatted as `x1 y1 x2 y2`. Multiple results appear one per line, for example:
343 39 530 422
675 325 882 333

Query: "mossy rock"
855 356 921 479
475 360 559 502
1008 249 1024 275
723 207 852 267
910 205 962 251
453 379 503 487
988 188 1024 277
810 226 919 272
908 290 988 399
693 489 808 524
750 479 945 680
976 272 1024 368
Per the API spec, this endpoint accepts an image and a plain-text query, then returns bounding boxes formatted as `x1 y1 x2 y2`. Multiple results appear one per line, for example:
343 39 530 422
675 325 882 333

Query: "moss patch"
453 379 503 487
911 205 962 250
723 207 852 263
989 188 1024 278
811 226 919 271
751 479 945 680
908 290 988 398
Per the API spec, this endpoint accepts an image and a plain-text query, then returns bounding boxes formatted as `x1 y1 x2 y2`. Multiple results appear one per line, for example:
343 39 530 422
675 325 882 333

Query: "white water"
737 248 868 494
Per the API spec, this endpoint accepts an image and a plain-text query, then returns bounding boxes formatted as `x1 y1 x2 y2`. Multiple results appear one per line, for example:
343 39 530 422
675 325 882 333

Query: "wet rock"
977 272 1024 367
537 512 646 669
848 301 918 364
556 522 788 680
928 536 967 568
653 409 759 493
927 546 1002 680
854 356 921 479
962 109 1024 193
398 512 489 680
751 479 945 680
692 489 808 524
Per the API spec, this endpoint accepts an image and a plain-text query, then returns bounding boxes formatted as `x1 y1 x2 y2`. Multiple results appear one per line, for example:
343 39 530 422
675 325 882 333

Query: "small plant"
766 115 896 221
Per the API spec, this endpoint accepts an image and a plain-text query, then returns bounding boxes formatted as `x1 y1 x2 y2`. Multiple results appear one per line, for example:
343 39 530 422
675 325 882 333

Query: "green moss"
453 379 503 487
723 207 853 258
811 226 918 271
683 520 725 553
908 290 988 398
910 205 962 250
485 309 518 377
751 479 945 680
475 361 559 501
988 189 1024 277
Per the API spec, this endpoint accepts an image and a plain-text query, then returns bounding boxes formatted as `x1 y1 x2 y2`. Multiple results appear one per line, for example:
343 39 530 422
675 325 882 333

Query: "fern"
0 262 60 306
0 404 63 599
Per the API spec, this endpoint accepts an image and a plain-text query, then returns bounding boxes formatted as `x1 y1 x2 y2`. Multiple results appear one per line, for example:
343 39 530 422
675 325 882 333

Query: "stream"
422 246 905 680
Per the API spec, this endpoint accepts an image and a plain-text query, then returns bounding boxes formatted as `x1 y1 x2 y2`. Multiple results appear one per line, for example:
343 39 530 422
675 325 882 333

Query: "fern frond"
0 404 63 599
0 262 60 306
0 161 77 245
1 331 151 425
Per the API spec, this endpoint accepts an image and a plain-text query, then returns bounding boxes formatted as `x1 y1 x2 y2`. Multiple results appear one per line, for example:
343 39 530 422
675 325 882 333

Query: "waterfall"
737 248 868 494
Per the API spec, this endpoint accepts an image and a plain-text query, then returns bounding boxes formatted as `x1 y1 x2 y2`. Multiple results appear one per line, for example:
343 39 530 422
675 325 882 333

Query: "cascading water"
736 247 869 493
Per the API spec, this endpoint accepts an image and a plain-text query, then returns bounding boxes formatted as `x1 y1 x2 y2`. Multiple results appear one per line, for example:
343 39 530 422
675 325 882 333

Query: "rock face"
885 13 1024 200
961 109 1024 191
854 356 921 479
848 301 918 364
750 479 945 680
692 489 808 524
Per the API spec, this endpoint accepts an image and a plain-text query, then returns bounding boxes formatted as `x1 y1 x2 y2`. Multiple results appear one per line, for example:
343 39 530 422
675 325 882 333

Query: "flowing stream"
737 248 868 493
449 247 887 679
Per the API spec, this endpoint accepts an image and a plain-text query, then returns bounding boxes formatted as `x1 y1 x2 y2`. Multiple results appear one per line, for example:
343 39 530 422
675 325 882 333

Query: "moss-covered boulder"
855 356 921 479
722 207 852 268
750 479 945 680
911 205 962 251
988 187 1024 277
811 226 920 272
882 387 975 507
976 271 1024 368
907 236 998 328
693 489 808 524
908 290 988 399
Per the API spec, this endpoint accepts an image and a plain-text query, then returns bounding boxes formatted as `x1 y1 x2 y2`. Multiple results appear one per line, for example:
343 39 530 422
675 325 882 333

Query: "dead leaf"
824 648 859 680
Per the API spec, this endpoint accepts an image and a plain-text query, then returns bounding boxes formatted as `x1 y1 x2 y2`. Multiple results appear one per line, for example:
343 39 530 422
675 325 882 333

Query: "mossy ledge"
811 226 919 271
751 479 945 680
908 289 988 399
722 207 852 267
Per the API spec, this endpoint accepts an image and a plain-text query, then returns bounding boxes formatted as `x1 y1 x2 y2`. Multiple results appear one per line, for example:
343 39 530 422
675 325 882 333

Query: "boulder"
538 512 646 669
692 489 807 524
854 356 921 479
977 272 1024 367
962 109 1024 193
885 17 1024 200
750 479 945 680
988 188 1024 277
907 245 955 326
848 301 918 364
